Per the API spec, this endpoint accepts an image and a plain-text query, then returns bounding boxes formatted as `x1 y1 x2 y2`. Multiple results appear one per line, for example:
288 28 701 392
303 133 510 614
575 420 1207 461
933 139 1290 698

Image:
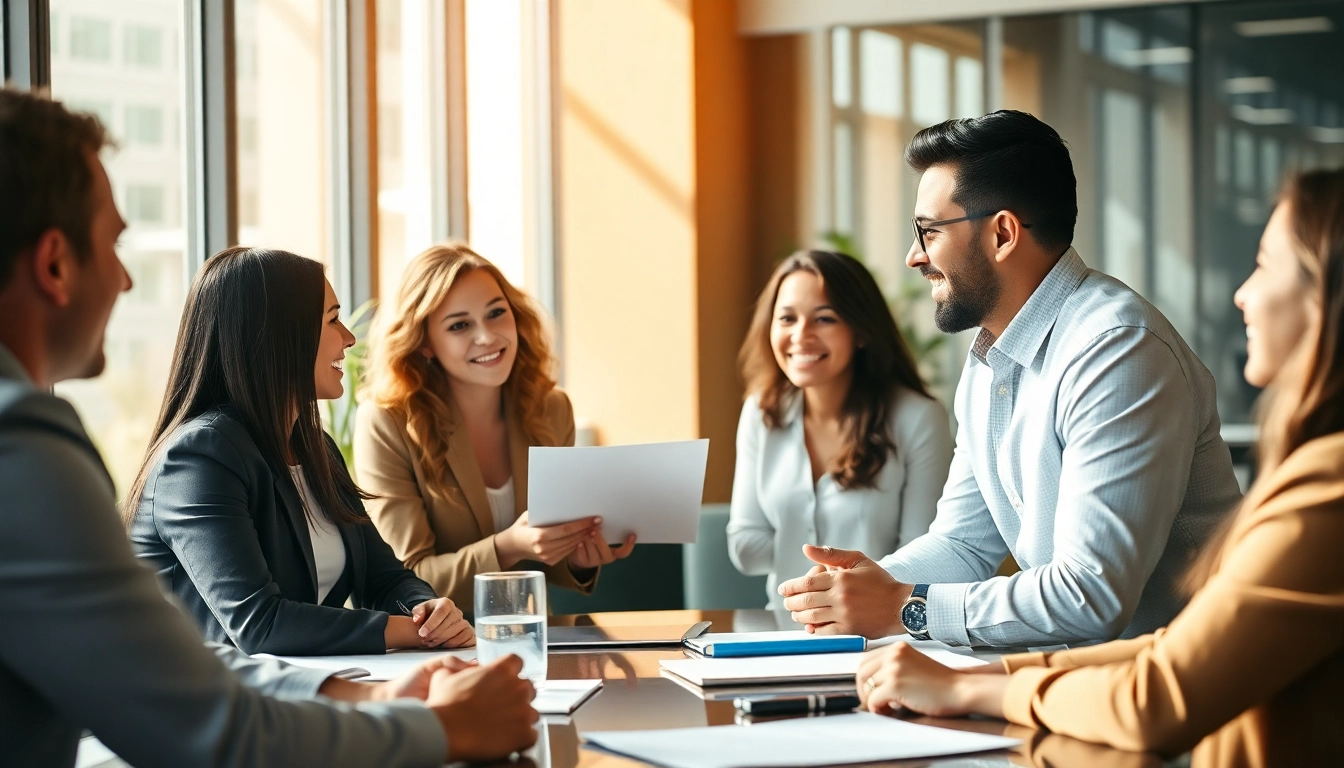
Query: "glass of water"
474 571 547 686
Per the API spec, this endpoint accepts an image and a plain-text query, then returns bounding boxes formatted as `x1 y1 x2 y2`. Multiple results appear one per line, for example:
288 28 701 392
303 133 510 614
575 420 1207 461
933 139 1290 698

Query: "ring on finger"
864 676 879 692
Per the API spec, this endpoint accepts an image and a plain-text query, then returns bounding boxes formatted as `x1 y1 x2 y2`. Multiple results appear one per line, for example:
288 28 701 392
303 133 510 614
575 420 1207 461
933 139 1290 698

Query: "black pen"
732 693 861 716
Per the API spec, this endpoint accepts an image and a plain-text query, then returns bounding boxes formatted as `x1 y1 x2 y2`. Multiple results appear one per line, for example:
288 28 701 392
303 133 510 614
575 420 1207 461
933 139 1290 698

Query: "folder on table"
684 631 865 658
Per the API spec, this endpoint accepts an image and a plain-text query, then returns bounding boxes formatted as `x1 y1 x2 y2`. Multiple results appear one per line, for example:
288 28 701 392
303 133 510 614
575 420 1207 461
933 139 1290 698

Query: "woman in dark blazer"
126 247 474 656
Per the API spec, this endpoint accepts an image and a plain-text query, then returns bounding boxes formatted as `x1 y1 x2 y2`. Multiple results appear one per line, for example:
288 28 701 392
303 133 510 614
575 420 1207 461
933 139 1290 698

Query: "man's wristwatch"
900 584 931 640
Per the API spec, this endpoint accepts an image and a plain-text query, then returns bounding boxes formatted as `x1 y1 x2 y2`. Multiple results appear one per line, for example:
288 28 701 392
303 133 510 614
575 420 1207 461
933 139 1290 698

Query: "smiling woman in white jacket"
728 250 953 609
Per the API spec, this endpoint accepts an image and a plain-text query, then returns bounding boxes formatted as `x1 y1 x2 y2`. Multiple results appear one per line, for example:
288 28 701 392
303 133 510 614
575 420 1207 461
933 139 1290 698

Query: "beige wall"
556 0 755 502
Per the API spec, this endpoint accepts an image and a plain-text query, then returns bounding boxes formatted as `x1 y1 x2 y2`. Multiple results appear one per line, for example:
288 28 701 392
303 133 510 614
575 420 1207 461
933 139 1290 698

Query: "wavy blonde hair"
363 243 560 503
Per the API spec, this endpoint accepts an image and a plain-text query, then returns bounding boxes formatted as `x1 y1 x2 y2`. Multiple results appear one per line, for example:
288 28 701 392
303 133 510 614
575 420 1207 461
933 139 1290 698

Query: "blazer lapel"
339 520 367 601
444 398 496 538
506 400 530 520
273 470 319 598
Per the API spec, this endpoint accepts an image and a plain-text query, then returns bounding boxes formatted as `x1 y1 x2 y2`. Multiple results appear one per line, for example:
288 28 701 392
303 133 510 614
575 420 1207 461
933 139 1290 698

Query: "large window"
824 1 1344 426
50 0 187 496
375 0 438 306
828 22 985 395
234 0 330 264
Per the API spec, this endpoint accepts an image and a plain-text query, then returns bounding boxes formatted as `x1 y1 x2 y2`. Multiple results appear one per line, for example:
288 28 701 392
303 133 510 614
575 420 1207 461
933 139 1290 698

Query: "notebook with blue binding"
684 630 866 658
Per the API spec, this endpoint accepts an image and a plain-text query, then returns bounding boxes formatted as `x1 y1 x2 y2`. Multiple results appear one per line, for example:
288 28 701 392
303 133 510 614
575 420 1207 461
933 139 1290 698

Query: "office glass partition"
50 0 188 495
821 1 1344 428
234 0 330 264
1195 1 1344 423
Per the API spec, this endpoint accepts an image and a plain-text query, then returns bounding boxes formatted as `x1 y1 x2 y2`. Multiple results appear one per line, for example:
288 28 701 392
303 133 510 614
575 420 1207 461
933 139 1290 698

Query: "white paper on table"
583 711 1021 768
534 679 603 714
527 440 708 544
660 647 989 687
256 648 477 681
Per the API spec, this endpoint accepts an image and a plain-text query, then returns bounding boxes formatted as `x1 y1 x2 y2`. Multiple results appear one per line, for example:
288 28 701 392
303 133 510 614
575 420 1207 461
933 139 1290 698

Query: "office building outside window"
50 0 188 498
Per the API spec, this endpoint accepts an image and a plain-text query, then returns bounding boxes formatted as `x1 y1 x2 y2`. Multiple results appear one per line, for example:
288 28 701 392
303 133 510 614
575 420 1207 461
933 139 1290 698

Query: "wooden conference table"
508 608 1171 768
76 608 1173 768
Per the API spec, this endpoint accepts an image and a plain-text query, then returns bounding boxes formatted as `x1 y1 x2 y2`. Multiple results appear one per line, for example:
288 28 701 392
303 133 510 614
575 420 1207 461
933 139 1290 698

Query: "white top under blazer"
727 388 954 609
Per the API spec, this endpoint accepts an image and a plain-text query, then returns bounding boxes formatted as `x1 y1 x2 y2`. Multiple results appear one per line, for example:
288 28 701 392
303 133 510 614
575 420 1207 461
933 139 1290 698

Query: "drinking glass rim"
476 570 545 582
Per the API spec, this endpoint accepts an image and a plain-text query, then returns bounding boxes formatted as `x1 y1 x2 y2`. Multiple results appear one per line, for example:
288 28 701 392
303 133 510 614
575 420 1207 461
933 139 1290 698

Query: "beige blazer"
999 432 1344 767
354 388 592 612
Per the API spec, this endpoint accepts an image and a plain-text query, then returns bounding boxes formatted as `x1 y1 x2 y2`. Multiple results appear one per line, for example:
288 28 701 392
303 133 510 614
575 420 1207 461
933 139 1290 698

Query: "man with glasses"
779 110 1241 649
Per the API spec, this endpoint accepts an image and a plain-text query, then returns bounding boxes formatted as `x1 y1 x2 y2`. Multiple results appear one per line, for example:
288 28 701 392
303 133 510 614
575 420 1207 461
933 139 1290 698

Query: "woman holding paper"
356 243 636 613
729 250 953 609
855 169 1344 766
125 247 473 656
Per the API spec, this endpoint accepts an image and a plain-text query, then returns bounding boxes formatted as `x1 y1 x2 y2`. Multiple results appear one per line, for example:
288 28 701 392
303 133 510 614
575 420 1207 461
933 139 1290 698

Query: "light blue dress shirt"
729 388 953 609
879 248 1242 648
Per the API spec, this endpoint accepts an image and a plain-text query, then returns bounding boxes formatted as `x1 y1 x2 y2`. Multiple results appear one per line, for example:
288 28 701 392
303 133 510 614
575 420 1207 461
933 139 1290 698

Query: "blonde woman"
356 244 636 612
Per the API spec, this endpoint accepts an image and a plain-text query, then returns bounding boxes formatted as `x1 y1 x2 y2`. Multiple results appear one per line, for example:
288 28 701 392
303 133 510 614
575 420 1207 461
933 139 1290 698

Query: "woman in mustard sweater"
856 169 1344 766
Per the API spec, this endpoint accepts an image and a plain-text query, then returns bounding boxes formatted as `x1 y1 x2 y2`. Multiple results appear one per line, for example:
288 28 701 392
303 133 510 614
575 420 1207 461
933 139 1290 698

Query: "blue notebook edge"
700 636 867 658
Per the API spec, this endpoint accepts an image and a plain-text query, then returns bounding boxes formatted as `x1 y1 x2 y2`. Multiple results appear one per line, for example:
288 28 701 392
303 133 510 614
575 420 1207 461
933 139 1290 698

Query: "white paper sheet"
533 679 603 714
583 711 1020 768
660 647 989 687
528 440 709 543
259 651 599 715
258 648 477 681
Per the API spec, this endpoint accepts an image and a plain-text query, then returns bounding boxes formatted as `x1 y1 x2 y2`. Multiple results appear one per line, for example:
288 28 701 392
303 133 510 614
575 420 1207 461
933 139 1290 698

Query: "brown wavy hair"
740 250 931 489
1185 168 1344 590
363 243 560 503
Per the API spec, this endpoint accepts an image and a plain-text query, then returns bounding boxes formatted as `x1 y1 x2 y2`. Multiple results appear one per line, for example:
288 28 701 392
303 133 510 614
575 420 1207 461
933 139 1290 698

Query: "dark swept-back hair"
0 88 112 289
740 250 931 489
124 247 369 526
906 109 1077 253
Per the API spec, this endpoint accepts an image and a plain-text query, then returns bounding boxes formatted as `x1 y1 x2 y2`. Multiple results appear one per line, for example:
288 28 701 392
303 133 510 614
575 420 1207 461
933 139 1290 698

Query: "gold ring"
864 676 878 692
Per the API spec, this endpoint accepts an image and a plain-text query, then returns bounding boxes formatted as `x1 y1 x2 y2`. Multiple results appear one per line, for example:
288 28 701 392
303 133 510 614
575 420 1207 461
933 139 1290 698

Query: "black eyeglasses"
912 212 1032 254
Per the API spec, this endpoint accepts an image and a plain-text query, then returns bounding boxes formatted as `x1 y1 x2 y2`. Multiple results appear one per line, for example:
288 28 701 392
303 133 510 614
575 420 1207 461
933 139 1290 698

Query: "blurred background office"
7 0 1341 607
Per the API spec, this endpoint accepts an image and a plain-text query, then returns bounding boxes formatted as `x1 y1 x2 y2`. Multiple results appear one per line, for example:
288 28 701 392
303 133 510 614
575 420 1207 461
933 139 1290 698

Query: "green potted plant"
323 299 376 472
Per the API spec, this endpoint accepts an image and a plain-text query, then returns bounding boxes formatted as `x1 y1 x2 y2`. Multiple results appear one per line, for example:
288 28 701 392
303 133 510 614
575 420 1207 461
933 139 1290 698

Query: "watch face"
902 600 928 632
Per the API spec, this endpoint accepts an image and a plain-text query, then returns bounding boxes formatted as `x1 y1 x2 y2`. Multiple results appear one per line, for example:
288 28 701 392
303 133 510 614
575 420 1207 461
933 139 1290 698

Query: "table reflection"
489 610 1177 768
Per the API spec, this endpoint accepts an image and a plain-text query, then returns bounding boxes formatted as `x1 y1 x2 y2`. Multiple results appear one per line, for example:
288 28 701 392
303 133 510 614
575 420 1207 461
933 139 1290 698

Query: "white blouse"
485 477 517 534
289 466 348 604
727 388 954 609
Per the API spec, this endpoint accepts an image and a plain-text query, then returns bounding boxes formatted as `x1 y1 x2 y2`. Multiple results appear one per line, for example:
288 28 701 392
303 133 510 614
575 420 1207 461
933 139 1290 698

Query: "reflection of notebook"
548 620 711 649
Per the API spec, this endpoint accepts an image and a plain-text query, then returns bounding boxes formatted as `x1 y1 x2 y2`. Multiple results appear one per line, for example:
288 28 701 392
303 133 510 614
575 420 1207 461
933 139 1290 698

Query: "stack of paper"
583 711 1020 768
661 648 989 687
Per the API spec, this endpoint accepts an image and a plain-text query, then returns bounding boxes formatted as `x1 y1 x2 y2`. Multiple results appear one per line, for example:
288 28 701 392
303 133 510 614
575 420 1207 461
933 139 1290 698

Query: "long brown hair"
1186 168 1344 589
362 243 559 503
125 247 369 526
740 250 931 489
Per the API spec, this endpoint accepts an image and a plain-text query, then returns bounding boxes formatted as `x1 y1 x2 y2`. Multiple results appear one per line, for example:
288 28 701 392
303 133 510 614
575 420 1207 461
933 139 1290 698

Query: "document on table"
661 647 989 687
534 679 603 715
528 440 709 543
258 651 600 715
256 648 477 681
582 711 1020 768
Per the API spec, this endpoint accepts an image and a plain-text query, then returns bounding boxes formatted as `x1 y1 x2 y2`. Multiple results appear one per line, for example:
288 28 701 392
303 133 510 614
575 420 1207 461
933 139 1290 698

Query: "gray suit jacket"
131 407 437 655
0 344 447 768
